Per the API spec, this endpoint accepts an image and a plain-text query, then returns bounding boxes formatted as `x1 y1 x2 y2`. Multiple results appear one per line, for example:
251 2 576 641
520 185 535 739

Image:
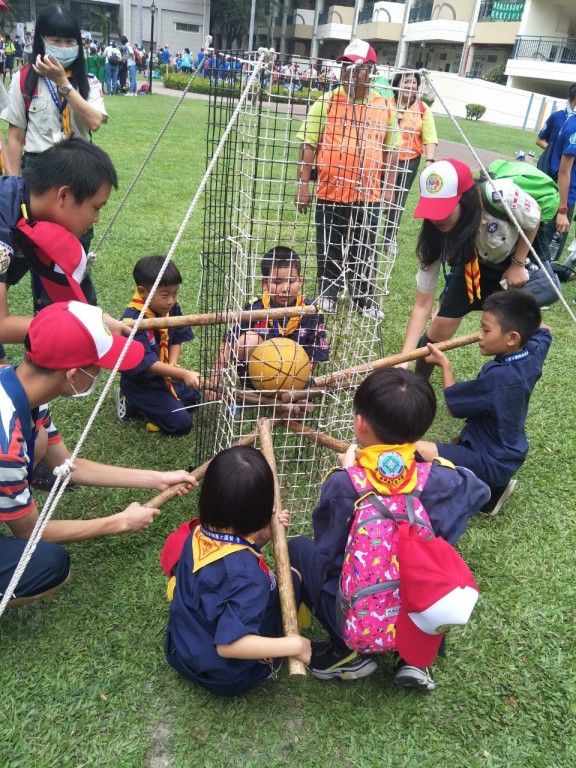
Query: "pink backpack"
336 463 434 654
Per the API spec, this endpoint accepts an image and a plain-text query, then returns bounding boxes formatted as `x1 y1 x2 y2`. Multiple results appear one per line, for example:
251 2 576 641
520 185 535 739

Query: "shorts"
437 260 507 319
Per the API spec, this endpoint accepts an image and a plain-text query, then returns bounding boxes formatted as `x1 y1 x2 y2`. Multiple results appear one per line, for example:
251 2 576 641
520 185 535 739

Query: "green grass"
1 94 575 768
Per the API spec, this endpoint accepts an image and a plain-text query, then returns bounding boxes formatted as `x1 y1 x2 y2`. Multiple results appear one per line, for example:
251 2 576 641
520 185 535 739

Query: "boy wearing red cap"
295 39 400 320
0 301 196 607
400 158 542 379
288 368 489 689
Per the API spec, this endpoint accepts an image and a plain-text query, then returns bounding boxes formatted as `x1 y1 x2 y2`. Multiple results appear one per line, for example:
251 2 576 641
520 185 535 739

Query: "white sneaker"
360 306 384 322
317 297 336 313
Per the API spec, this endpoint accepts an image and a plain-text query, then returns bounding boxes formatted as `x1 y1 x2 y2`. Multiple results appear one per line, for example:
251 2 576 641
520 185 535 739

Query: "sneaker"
394 658 435 692
309 641 377 681
317 297 336 313
115 389 129 422
359 305 384 322
480 478 517 516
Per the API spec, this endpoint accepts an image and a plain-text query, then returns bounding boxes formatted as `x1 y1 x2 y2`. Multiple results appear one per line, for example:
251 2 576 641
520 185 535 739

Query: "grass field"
1 93 575 768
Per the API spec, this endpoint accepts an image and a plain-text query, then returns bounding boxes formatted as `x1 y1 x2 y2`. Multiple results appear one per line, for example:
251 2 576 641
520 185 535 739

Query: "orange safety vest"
316 91 392 204
397 100 426 161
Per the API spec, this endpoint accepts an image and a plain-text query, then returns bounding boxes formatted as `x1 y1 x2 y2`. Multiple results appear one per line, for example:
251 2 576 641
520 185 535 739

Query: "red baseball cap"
337 39 377 66
413 159 475 221
27 301 144 371
396 524 480 667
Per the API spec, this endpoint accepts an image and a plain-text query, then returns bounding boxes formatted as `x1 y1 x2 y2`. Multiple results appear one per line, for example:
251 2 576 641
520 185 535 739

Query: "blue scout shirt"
550 113 576 205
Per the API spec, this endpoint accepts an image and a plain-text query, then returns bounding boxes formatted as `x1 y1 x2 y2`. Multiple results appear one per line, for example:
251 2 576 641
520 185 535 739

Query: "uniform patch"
0 241 14 275
425 173 444 195
487 222 498 233
569 132 576 145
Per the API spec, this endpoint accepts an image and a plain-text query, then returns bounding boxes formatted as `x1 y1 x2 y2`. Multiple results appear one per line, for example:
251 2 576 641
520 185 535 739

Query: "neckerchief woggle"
261 289 304 338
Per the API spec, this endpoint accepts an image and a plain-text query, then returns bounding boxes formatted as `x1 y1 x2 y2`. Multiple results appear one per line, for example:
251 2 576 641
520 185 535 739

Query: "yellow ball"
248 337 312 391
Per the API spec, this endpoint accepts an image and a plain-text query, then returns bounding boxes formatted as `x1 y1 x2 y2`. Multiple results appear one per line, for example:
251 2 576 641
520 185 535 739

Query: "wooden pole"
144 426 264 509
124 305 317 331
313 332 480 389
258 418 307 678
283 420 350 454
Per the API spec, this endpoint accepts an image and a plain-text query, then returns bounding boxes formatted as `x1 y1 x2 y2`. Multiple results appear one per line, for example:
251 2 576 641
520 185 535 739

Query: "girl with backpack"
400 158 546 380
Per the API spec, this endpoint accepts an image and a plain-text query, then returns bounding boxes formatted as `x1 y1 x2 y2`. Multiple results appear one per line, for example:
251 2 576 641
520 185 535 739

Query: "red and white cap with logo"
337 39 377 65
27 301 144 371
396 524 480 667
413 158 475 221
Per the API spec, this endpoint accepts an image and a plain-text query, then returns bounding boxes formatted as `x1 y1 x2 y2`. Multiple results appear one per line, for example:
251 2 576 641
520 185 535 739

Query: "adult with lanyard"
382 70 438 257
295 39 400 320
545 100 576 268
1 4 107 312
400 159 541 380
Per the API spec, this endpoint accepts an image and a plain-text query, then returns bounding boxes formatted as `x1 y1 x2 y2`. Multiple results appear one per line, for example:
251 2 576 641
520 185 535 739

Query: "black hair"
392 70 421 107
199 446 274 536
482 289 541 346
568 83 576 104
26 5 89 101
353 368 437 444
261 246 302 277
23 137 118 202
417 185 482 268
120 35 128 45
133 256 183 288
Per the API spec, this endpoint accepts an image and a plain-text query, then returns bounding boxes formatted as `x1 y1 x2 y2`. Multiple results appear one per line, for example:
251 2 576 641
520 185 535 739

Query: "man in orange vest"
295 40 400 321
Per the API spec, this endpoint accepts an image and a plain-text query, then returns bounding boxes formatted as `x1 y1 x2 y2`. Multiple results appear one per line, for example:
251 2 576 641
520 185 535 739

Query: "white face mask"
69 368 100 398
43 40 80 67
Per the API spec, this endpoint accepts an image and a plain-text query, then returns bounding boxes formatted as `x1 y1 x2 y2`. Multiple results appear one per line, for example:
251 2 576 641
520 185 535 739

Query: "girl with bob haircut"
161 445 310 697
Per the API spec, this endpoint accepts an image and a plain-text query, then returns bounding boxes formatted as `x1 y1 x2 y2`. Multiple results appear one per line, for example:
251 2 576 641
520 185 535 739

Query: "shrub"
162 73 323 105
465 103 486 121
483 63 507 85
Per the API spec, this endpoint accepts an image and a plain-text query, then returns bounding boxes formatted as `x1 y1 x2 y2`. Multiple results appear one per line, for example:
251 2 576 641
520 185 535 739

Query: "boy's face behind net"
264 266 302 307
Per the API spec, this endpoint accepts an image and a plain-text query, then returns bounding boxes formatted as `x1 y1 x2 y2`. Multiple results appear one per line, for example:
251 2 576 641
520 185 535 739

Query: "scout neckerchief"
193 526 276 586
127 291 177 398
261 289 304 337
354 443 418 494
45 70 73 138
440 236 481 305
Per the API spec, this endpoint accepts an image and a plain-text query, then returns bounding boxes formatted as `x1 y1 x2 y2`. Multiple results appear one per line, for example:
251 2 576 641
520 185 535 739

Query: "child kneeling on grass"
416 290 552 516
288 368 489 691
161 445 311 697
116 256 201 435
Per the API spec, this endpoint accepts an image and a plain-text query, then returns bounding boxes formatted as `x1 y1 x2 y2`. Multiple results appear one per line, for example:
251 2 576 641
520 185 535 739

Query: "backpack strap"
479 178 509 222
369 491 416 525
19 65 34 130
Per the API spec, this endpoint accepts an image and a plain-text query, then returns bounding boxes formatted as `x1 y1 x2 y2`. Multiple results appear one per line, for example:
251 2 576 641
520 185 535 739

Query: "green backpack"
482 160 560 224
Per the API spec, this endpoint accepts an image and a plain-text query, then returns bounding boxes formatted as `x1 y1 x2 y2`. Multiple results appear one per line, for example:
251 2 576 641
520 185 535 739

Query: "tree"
483 63 507 85
86 5 120 43
210 0 277 49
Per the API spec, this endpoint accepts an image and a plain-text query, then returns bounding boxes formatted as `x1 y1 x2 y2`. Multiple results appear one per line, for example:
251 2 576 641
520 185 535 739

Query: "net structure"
194 53 424 529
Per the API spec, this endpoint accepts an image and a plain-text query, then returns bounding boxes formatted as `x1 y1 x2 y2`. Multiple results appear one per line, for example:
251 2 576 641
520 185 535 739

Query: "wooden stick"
283 420 349 454
313 332 480 389
145 425 265 509
258 418 307 679
124 305 317 331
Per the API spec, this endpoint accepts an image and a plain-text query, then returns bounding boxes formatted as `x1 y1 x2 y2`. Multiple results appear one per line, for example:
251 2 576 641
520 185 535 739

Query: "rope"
421 70 576 326
0 47 275 619
92 35 214 254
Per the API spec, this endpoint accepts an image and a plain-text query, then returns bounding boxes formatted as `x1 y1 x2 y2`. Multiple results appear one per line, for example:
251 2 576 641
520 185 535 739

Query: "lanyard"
199 525 263 553
44 78 68 131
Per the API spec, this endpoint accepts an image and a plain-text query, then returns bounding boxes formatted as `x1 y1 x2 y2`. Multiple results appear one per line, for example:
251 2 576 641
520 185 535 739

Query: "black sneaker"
394 658 435 692
309 641 377 681
481 479 517 516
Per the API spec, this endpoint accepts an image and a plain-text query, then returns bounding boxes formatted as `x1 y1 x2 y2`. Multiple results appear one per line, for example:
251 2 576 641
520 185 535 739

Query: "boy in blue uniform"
117 256 201 435
417 290 552 516
289 368 489 690
210 246 329 390
162 445 311 697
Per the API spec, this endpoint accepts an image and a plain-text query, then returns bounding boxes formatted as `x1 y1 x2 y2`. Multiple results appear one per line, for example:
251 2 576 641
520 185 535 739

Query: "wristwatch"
558 206 569 215
57 84 73 96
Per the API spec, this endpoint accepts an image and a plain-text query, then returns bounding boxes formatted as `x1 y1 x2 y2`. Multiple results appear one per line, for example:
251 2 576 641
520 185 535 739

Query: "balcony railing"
408 3 433 23
478 1 525 22
358 5 374 23
511 35 576 64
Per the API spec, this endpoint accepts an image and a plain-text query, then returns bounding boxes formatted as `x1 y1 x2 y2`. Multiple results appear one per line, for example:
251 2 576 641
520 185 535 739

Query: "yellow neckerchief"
191 525 259 573
261 289 304 337
127 290 177 398
354 443 418 494
59 69 73 137
464 252 481 304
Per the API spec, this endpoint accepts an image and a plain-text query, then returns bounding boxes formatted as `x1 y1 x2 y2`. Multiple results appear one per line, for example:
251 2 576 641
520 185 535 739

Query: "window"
175 23 200 32
487 54 497 63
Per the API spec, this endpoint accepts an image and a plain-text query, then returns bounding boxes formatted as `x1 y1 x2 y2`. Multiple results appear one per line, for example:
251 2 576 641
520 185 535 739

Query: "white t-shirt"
416 179 541 293
1 71 107 152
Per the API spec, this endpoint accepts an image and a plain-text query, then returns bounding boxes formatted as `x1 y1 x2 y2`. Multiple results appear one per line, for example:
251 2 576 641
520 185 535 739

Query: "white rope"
0 47 273 619
421 69 576 325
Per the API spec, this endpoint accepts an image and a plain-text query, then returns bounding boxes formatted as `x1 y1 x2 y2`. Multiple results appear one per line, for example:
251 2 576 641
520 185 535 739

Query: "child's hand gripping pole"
258 417 307 678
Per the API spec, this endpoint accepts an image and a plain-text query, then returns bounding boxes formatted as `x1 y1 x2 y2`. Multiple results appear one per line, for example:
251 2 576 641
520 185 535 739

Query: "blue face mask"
44 40 79 67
